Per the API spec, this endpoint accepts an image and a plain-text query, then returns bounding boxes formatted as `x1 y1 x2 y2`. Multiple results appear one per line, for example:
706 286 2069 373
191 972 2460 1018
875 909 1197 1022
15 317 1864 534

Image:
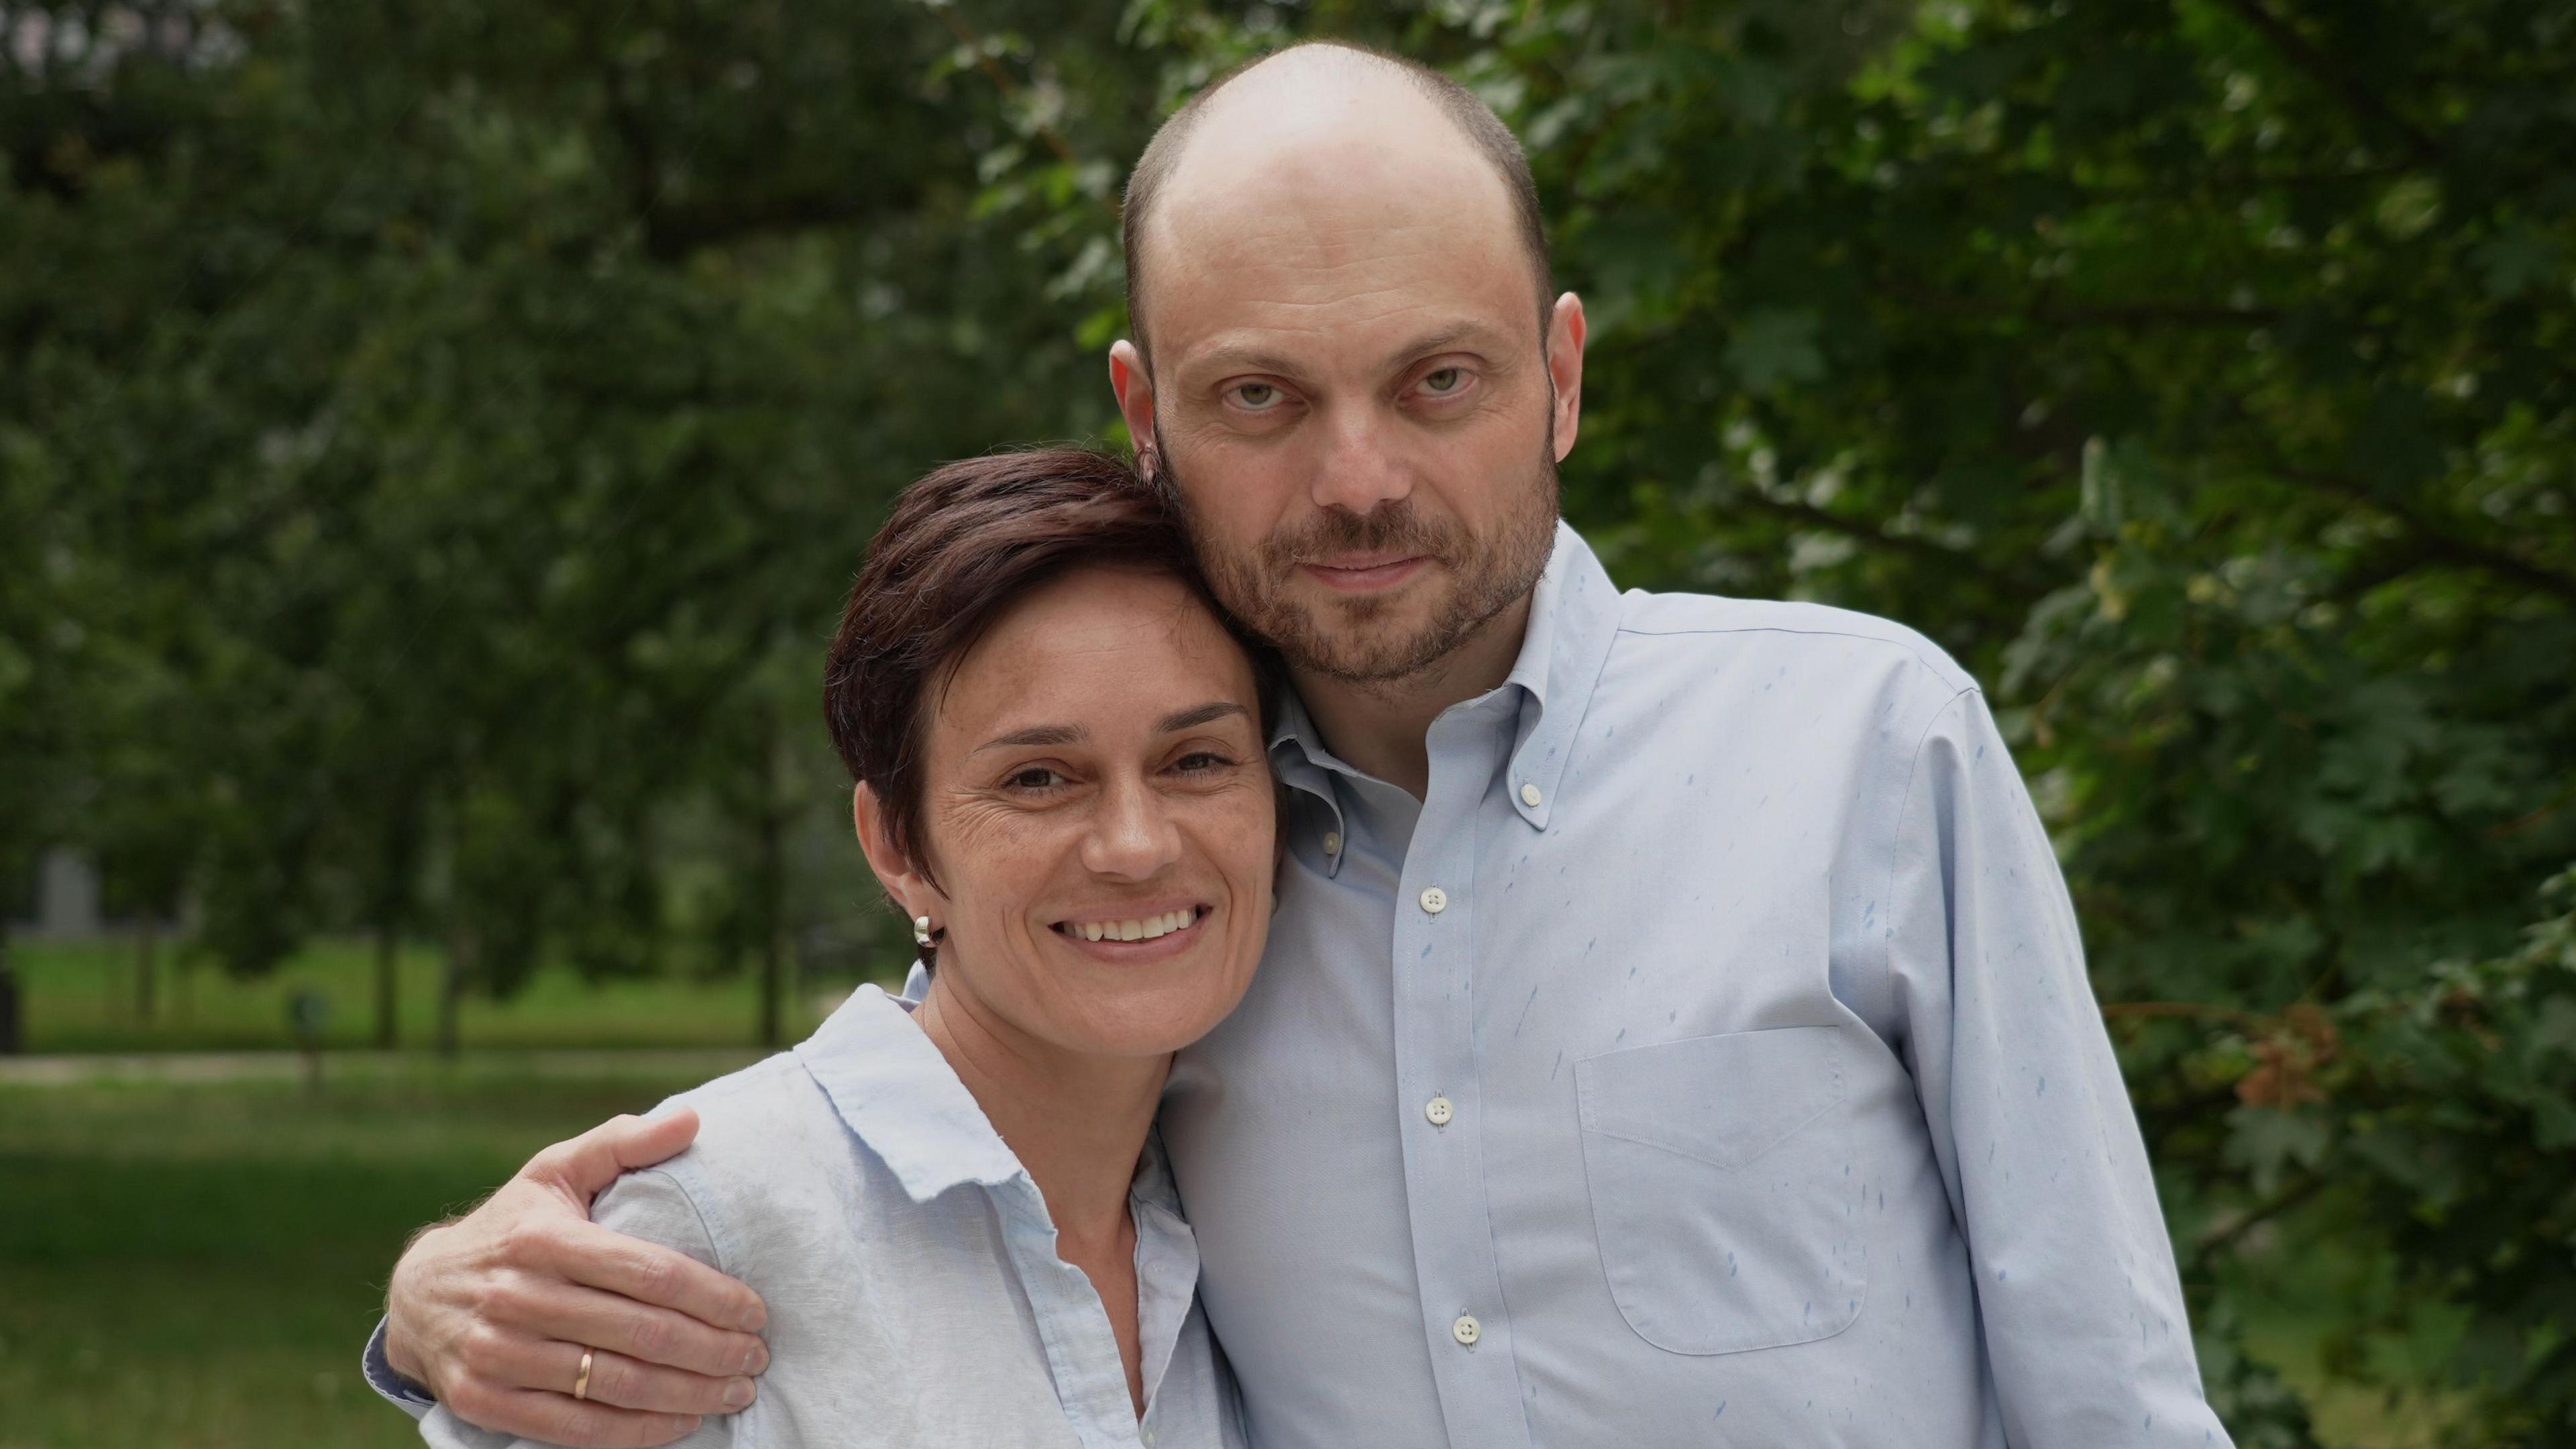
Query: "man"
368 42 2233 1448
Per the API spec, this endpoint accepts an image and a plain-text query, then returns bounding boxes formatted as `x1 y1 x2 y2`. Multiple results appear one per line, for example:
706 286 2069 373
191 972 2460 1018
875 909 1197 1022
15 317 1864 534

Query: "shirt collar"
1267 521 1620 833
794 985 1026 1205
1501 521 1621 830
807 978 1194 1224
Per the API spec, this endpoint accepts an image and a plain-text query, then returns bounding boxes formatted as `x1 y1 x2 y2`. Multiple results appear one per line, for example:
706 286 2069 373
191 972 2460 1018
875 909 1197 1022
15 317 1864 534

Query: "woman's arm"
417 1168 745 1449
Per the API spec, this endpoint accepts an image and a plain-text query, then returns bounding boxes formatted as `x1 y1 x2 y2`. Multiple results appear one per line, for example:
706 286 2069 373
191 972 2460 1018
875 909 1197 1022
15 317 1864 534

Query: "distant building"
9 848 105 941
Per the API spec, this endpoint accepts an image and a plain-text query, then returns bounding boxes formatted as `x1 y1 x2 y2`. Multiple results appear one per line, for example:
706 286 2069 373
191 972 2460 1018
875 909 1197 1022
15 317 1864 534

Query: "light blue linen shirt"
390 985 1244 1449
1155 523 2232 1448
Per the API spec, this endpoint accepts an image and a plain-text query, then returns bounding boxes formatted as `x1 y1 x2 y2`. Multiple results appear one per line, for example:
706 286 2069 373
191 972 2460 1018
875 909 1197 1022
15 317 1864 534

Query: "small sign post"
290 988 329 1093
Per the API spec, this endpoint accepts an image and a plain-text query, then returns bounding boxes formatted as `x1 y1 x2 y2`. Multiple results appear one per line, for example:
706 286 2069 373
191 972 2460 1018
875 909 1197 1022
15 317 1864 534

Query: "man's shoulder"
1610 588 1979 698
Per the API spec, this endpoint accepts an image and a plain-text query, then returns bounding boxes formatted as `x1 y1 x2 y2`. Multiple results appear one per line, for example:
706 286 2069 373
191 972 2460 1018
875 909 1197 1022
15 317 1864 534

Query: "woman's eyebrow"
1158 701 1249 733
975 702 1244 752
976 723 1084 752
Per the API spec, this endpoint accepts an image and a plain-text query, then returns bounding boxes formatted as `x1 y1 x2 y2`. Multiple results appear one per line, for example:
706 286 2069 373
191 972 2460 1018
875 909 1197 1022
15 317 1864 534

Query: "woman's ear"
852 782 938 923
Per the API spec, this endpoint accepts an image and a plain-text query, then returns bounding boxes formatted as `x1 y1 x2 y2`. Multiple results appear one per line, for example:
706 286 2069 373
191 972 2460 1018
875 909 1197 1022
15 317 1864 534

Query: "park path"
0 1046 771 1086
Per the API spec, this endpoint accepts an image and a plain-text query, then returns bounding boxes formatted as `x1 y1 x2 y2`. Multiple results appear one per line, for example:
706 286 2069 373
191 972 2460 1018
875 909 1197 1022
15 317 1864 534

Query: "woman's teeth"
1069 909 1195 943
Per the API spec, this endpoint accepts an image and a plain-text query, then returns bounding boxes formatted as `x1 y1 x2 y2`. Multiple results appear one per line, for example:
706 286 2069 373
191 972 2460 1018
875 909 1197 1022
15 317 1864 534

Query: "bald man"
366 42 2234 1449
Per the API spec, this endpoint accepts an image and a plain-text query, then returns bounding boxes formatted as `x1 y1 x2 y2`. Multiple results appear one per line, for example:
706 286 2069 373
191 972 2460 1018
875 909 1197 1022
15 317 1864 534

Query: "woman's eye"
1229 382 1280 409
1419 367 1468 396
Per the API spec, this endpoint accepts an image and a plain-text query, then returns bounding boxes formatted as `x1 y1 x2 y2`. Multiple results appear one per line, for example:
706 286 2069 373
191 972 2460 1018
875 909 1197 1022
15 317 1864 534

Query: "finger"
525 1110 703 1201
447 1382 705 1449
549 1218 769 1337
511 1343 755 1417
519 1279 769 1380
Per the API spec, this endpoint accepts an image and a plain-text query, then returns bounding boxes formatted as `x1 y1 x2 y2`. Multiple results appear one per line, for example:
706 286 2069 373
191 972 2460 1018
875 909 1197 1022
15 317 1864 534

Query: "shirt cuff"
363 1316 439 1420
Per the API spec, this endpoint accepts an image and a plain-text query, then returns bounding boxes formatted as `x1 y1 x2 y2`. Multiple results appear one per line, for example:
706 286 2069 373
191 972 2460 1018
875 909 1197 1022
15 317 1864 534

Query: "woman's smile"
1050 902 1216 955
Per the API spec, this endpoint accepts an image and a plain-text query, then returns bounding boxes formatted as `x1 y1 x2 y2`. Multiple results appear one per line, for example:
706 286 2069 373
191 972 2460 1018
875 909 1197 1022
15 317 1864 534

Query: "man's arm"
1886 688 2234 1447
367 1109 771 1448
415 1169 737 1449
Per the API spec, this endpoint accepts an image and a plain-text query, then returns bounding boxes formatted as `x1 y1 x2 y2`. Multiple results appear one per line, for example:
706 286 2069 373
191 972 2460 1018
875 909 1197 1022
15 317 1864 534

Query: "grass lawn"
0 945 2487 1448
0 1057 760 1449
5 937 910 1054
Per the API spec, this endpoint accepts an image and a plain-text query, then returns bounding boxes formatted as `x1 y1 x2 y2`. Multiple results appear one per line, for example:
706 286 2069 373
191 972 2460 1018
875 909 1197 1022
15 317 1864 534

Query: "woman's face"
877 565 1275 1059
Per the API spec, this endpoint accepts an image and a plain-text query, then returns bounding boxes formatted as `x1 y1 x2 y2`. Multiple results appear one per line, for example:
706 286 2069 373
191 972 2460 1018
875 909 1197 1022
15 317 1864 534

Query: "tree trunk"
756 802 784 1050
437 926 469 1059
133 922 158 1024
374 923 399 1049
0 927 21 1056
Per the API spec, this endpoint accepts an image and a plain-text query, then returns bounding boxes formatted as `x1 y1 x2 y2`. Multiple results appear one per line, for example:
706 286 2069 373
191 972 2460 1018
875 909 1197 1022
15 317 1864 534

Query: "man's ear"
1108 340 1159 476
851 782 938 924
1546 292 1587 463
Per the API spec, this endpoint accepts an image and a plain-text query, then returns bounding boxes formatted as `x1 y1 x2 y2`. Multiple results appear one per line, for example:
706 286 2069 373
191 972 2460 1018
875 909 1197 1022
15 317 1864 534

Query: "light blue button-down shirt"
1158 523 2232 1448
392 986 1244 1449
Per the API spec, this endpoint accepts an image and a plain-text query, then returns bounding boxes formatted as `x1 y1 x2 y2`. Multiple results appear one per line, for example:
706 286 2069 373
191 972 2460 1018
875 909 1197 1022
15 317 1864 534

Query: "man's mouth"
1300 553 1428 592
1051 904 1210 944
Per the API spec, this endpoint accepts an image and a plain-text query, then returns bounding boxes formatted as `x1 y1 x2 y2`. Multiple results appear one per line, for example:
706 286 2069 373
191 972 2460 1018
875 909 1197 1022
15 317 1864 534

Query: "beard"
1155 423 1562 686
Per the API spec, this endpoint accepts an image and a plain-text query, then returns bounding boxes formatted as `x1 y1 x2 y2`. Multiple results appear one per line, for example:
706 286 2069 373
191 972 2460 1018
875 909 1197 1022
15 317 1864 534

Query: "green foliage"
3 0 2571 1438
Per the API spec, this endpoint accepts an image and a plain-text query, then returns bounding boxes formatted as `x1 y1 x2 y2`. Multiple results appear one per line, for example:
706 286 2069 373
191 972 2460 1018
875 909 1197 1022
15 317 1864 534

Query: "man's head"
1109 42 1587 687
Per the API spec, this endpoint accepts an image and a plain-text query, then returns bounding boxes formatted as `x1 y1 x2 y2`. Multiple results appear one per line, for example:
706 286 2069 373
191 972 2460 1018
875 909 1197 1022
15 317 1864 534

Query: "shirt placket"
1392 702 1532 1449
989 1181 1146 1449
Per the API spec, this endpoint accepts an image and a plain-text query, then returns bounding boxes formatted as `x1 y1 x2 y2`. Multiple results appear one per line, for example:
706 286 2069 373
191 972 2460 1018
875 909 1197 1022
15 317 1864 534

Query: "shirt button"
1452 1314 1481 1347
1141 1430 1155 1448
1519 782 1543 808
1323 830 1342 856
1419 885 1448 915
1424 1095 1454 1127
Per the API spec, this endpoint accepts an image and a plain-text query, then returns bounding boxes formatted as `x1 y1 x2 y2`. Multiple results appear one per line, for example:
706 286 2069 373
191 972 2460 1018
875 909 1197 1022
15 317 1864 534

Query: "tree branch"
2288 469 2576 606
2215 0 2443 168
2194 1171 2330 1258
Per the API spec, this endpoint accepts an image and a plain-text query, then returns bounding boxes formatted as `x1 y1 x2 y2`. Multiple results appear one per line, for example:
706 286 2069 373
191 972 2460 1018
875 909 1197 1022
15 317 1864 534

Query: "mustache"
1256 501 1461 573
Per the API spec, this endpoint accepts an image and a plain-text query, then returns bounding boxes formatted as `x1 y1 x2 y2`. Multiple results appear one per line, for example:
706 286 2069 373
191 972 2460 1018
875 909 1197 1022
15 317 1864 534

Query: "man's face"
1110 88 1585 685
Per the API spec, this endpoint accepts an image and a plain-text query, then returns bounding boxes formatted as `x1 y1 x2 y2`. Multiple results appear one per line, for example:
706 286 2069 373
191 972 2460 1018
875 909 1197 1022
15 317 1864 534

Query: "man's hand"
384 1109 771 1448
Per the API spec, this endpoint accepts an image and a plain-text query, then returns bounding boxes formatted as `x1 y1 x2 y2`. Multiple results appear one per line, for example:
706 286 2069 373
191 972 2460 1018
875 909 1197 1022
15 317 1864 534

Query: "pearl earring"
913 914 934 947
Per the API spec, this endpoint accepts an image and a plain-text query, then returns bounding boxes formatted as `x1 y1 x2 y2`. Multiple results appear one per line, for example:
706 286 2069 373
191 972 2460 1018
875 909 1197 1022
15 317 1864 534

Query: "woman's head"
824 449 1276 1059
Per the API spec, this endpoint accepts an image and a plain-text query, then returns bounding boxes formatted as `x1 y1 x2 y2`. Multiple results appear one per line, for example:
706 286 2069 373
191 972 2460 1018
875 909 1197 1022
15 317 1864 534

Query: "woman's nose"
1081 775 1183 880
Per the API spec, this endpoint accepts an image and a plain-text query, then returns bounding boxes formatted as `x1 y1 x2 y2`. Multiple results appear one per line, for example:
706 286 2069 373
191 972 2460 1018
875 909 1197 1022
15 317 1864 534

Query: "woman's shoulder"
662 1051 843 1159
600 1053 859 1269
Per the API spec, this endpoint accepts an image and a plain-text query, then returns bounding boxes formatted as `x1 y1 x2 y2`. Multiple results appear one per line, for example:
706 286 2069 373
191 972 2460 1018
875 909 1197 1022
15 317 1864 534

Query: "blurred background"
1 1 2570 1445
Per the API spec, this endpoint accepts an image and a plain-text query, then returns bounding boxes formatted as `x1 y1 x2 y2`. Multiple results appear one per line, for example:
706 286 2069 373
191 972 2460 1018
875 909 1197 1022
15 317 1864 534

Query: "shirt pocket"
1574 1025 1866 1355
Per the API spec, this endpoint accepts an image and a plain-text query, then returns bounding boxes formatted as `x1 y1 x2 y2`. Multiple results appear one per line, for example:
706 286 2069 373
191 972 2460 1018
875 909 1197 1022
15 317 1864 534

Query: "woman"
425 448 1275 1449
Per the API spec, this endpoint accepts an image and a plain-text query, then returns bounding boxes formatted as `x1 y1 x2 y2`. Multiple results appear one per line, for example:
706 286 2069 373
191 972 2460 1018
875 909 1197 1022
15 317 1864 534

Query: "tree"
5 0 2567 1433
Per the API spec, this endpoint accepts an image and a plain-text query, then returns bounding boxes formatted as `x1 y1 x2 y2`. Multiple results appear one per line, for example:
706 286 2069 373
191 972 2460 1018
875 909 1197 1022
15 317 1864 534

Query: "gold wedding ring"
573 1348 595 1401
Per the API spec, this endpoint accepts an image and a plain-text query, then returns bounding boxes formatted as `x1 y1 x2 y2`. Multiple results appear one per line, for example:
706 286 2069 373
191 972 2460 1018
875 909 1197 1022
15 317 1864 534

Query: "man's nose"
1081 775 1183 881
1307 403 1413 516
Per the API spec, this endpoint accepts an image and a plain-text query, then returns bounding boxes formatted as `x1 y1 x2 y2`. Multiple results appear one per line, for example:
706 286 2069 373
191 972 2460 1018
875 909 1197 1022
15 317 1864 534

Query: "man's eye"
1174 751 1233 773
1230 382 1280 409
1005 767 1064 791
1419 367 1468 395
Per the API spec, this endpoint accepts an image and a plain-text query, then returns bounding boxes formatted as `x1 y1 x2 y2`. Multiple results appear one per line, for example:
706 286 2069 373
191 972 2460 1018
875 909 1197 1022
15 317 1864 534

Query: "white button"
1323 830 1342 855
1519 782 1543 808
1424 1095 1454 1127
1452 1314 1481 1346
1419 886 1448 915
1142 1431 1155 1448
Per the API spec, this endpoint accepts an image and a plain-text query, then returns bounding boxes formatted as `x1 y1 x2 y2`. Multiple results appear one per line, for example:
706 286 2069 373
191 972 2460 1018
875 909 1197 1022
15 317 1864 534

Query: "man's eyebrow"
1185 342 1307 380
1183 321 1516 384
975 723 1085 753
1158 701 1250 733
1384 321 1511 363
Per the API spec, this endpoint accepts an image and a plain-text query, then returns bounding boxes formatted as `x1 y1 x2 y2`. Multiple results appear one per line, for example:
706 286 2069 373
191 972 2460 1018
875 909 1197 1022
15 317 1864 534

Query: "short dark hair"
1120 40 1553 362
822 447 1269 896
